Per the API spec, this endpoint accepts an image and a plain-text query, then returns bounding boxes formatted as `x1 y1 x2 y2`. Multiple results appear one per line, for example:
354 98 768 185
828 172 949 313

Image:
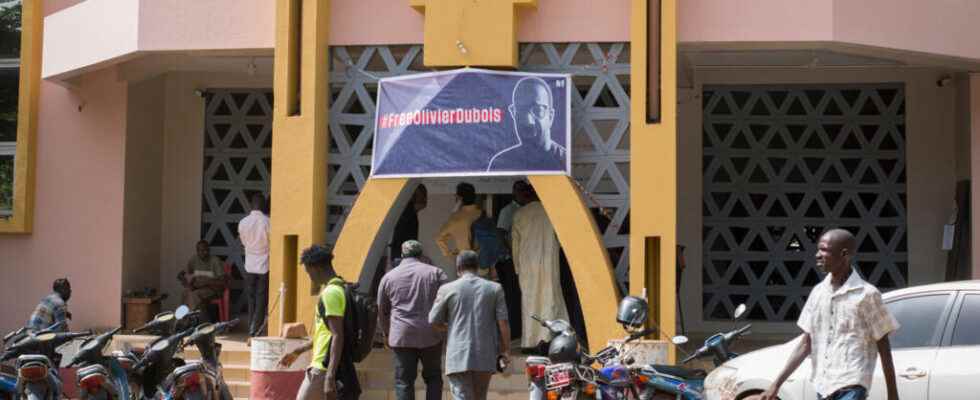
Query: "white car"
704 280 980 400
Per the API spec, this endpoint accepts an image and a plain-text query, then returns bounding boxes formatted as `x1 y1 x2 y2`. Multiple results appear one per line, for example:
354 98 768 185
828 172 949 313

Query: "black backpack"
318 280 378 363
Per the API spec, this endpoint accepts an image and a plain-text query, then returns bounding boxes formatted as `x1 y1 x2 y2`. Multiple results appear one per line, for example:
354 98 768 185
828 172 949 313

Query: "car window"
951 294 980 346
886 294 949 349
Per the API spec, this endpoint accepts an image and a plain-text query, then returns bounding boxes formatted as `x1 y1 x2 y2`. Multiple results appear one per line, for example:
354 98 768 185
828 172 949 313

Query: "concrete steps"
353 348 532 399
114 335 254 398
114 335 538 399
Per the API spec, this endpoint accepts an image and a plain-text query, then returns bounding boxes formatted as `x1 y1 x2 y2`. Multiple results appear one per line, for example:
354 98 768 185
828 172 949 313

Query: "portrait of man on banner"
370 69 571 178
487 77 567 173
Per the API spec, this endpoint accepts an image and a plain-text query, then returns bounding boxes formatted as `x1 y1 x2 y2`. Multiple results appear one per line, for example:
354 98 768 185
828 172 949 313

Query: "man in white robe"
511 188 569 351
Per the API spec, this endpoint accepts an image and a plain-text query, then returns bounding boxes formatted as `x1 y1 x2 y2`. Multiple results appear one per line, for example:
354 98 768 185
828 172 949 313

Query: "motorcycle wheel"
79 389 113 400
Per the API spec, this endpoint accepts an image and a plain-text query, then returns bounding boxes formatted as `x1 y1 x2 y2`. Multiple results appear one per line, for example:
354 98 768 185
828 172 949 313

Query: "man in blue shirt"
27 278 71 333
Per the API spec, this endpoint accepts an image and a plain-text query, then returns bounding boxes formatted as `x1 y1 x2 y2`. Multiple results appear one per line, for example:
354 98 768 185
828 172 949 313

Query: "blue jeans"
819 386 867 400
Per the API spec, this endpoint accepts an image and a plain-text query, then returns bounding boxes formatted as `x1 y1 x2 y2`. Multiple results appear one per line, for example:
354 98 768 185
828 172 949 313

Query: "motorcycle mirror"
671 336 689 345
175 305 191 320
733 303 747 320
155 311 175 323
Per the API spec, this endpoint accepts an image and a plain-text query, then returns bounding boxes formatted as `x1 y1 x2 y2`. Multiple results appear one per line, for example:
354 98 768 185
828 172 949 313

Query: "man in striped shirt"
27 278 71 333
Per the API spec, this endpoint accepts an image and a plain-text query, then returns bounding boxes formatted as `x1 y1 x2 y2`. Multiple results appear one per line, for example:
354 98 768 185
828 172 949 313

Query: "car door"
929 291 980 400
867 292 954 400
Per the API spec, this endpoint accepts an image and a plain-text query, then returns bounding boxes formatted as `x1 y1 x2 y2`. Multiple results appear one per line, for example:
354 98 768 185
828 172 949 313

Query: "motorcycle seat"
646 364 707 380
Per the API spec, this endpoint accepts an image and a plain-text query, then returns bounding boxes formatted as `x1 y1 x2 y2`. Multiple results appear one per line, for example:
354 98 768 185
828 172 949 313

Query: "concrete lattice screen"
702 84 908 322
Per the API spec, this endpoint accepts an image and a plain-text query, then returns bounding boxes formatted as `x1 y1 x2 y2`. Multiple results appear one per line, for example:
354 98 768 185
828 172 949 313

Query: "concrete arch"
332 175 622 351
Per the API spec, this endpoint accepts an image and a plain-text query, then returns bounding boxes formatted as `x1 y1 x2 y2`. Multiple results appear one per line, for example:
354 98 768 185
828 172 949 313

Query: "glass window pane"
951 294 980 346
886 294 949 349
0 0 18 218
0 153 11 216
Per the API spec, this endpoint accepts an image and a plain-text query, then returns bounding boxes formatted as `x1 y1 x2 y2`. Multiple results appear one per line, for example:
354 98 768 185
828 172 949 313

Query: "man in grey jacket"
429 251 511 400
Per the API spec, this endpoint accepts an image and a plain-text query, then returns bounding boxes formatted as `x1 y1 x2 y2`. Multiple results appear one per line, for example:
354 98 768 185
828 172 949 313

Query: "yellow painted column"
530 176 622 351
0 0 42 234
409 0 537 68
332 179 410 280
630 0 678 361
268 0 331 336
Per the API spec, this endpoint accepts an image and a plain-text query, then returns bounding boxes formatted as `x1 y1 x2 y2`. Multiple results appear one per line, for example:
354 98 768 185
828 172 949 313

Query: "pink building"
2 0 980 341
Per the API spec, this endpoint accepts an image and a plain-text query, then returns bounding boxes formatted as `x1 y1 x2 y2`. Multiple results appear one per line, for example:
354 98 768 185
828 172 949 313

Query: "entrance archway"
332 175 622 351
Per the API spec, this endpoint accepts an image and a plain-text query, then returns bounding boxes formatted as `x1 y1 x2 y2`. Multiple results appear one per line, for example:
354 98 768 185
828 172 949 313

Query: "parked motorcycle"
526 314 629 400
0 322 69 400
64 327 130 400
1 328 92 400
158 319 239 400
631 303 752 400
130 306 197 400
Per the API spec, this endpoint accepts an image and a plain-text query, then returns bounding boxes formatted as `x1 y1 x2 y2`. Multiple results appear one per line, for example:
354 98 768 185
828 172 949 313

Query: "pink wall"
834 0 980 62
0 68 128 333
329 0 630 45
138 0 275 51
518 0 629 43
44 0 85 16
330 0 423 45
679 0 834 42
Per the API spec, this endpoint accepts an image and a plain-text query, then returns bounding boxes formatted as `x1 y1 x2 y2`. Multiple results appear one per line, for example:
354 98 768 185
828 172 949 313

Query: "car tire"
738 393 776 400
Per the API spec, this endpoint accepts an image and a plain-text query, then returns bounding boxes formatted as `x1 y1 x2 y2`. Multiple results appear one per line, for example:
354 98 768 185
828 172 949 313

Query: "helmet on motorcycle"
616 296 649 329
548 333 580 364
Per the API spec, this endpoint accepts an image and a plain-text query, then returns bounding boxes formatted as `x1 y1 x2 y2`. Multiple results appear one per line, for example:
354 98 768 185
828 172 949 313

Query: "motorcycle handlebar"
736 324 752 336
62 330 94 342
216 319 240 333
626 328 657 343
133 321 158 334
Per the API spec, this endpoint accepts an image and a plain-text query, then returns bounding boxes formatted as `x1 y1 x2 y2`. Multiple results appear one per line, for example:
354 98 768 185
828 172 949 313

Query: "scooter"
0 328 92 400
527 315 622 400
631 304 752 400
0 322 69 400
130 306 198 400
64 327 130 400
158 319 239 400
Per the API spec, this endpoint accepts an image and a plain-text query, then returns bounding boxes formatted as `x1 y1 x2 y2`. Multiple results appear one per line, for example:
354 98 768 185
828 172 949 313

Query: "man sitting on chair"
179 240 228 320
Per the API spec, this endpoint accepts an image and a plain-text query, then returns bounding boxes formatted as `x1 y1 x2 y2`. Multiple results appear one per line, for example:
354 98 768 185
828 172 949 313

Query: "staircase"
113 335 252 400
114 335 535 399
357 349 532 400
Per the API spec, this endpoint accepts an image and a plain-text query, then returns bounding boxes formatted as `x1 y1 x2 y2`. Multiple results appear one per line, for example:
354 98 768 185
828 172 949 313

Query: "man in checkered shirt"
761 229 900 400
26 278 72 333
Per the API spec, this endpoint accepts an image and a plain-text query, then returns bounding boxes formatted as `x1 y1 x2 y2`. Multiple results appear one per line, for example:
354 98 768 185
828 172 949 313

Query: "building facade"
1 0 979 351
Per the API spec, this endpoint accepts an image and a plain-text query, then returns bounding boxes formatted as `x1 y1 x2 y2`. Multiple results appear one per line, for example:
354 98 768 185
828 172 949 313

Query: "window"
0 0 19 219
886 294 950 349
950 294 980 346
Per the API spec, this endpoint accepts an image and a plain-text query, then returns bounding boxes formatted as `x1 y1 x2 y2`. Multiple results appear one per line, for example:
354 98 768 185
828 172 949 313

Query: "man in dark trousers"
378 240 448 400
239 193 270 337
494 180 531 340
279 245 361 400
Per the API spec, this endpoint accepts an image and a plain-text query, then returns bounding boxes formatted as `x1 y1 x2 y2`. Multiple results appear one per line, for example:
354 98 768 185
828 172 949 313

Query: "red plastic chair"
210 262 232 322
